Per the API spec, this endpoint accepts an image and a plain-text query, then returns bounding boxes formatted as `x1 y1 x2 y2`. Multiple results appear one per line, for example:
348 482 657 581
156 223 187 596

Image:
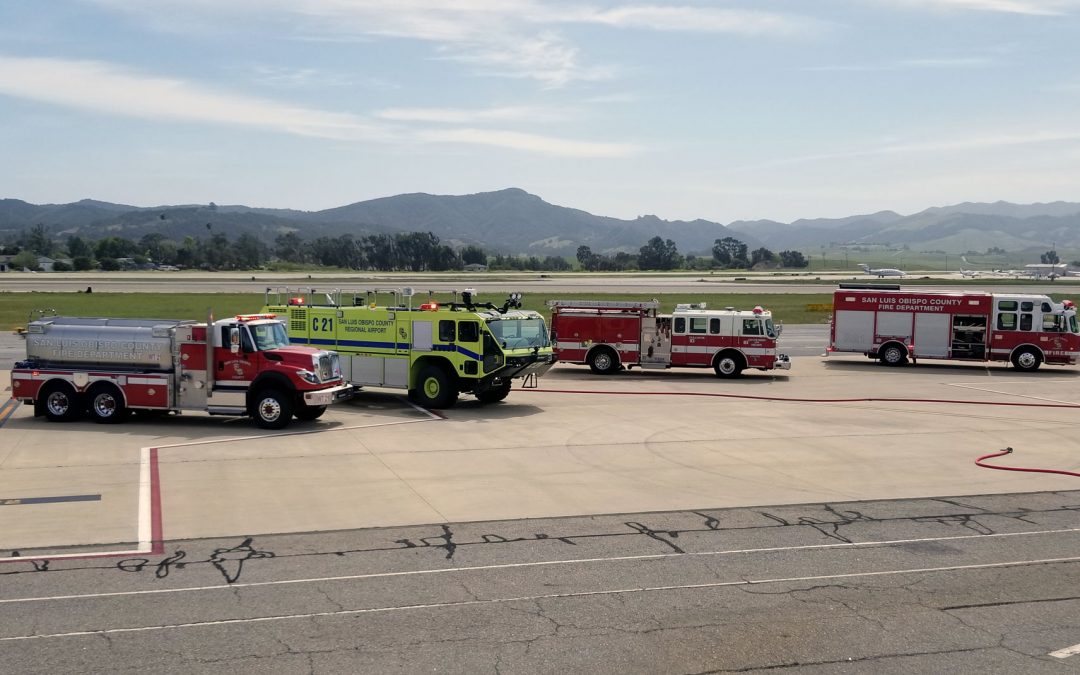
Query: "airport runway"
3 341 1080 672
1 271 1076 295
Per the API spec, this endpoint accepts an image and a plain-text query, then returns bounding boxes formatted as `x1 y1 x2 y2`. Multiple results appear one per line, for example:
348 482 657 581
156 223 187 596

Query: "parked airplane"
858 263 906 278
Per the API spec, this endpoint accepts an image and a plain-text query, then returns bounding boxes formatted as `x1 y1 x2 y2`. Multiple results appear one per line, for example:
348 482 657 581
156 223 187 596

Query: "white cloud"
375 105 570 123
0 55 637 158
0 55 390 140
881 0 1076 15
88 0 825 86
415 128 639 157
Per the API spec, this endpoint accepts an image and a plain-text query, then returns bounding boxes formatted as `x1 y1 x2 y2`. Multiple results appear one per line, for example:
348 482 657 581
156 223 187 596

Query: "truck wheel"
713 352 744 378
880 343 908 366
41 382 81 422
588 347 619 375
476 382 512 404
414 365 458 409
295 405 327 421
253 389 293 429
1012 348 1042 372
88 384 128 424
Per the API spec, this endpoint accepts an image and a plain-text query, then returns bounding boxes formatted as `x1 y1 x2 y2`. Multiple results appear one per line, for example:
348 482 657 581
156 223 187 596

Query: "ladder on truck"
547 299 660 310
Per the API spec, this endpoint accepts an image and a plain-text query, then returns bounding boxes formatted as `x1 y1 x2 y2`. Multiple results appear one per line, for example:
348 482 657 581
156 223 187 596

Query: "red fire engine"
548 300 790 377
828 284 1080 371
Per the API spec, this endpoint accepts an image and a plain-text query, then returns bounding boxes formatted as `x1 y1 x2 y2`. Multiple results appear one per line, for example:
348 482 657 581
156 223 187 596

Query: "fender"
585 343 622 369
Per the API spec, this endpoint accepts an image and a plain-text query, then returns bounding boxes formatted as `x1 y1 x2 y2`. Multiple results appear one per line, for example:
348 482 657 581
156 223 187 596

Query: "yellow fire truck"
264 288 555 408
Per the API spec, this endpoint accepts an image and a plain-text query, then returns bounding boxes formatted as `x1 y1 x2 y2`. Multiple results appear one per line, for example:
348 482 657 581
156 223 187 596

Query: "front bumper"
497 354 556 380
303 383 355 406
773 354 791 370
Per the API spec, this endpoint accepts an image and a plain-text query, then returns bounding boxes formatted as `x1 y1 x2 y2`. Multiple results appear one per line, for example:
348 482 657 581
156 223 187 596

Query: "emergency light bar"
235 314 277 321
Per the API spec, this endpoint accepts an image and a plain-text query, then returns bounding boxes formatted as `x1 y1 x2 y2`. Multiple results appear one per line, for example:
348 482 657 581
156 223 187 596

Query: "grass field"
1 291 837 330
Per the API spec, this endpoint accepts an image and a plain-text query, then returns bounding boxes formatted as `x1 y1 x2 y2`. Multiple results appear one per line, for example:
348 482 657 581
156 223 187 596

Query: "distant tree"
1041 250 1060 264
274 232 306 263
461 245 487 266
99 257 122 271
13 249 39 270
712 237 747 267
139 232 168 262
779 250 809 268
576 245 598 271
750 247 775 266
25 223 55 256
51 260 73 272
638 236 682 270
95 236 136 260
1072 260 1080 268
72 256 96 271
66 235 93 259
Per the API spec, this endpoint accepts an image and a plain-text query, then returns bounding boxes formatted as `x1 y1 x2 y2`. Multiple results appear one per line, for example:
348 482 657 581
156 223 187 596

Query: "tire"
1012 347 1042 372
413 365 458 409
713 352 744 378
295 405 327 421
40 382 82 422
476 382 512 404
88 384 128 424
588 347 619 375
880 343 908 366
253 389 293 429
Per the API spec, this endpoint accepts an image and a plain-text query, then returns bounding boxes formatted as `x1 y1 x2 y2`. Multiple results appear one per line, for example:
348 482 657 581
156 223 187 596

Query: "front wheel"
714 353 744 378
295 405 327 421
411 366 458 409
588 348 619 375
476 382 512 404
88 384 128 424
1012 348 1042 372
253 389 293 429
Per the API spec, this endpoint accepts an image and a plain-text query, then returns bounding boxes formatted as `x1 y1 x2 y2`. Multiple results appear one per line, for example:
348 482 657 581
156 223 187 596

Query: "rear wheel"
1012 347 1042 372
88 384 127 424
412 365 458 409
713 352 744 378
41 382 81 422
295 404 327 421
253 389 293 429
880 343 908 366
588 347 619 375
476 382 512 404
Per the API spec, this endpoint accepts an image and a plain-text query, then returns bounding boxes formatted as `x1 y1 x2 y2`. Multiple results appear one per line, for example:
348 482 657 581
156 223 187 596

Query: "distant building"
0 255 13 272
463 263 488 272
37 256 57 272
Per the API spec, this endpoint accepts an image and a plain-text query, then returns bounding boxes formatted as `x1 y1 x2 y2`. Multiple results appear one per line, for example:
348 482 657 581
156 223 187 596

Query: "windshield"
250 322 291 350
765 318 777 339
487 317 550 350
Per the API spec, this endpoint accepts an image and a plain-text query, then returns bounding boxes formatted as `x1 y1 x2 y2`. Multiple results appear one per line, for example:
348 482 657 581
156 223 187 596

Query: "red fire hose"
975 447 1080 479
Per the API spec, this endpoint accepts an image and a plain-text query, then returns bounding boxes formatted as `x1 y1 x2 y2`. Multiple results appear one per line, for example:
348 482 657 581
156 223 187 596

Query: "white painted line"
3 527 1078 605
137 447 151 551
945 382 1080 406
4 554 1080 642
404 400 443 420
1050 642 1080 659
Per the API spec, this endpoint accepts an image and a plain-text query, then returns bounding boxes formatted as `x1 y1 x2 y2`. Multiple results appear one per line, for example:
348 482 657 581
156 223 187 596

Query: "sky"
1 0 1079 224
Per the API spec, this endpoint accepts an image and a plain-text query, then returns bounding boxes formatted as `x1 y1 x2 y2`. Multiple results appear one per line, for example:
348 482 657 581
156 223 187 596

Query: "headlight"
296 369 320 384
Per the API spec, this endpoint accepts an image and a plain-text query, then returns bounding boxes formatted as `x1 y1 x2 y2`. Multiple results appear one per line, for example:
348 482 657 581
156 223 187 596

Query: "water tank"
25 317 192 370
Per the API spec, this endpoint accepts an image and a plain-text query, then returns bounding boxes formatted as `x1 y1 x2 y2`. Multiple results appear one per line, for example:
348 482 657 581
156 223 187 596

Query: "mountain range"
2 189 1079 256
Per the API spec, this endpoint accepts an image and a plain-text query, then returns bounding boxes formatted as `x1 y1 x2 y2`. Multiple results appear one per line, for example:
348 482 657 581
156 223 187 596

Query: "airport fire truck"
828 284 1080 371
11 313 352 429
263 288 556 408
547 300 790 377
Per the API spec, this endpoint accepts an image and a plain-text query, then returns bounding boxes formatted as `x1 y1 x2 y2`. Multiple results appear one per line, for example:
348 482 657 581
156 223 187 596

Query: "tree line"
3 224 808 272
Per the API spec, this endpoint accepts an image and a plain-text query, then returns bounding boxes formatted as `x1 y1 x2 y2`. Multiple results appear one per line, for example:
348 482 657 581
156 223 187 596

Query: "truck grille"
318 353 340 381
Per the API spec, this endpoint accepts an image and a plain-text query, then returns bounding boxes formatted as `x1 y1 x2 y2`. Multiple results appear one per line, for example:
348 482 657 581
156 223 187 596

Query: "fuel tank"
25 317 194 370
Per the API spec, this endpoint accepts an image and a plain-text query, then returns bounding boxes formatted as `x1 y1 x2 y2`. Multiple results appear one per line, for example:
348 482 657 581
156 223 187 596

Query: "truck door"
914 313 950 358
739 318 769 366
217 324 259 384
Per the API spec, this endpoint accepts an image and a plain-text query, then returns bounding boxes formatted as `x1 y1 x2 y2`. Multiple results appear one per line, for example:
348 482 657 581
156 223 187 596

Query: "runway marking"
4 554 1080 642
3 526 1078 605
0 448 160 564
945 382 1079 406
0 494 100 506
0 398 18 428
1050 641 1080 659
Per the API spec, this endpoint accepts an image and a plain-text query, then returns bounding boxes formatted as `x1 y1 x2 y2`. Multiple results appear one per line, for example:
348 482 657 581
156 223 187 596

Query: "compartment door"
833 311 874 351
914 313 950 357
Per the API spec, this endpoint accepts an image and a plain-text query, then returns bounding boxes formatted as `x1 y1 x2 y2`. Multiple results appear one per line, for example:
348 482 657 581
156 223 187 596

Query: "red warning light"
420 302 439 311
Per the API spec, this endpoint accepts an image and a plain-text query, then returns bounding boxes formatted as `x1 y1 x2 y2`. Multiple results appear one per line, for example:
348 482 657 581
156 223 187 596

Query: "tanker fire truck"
828 284 1080 371
263 288 555 408
547 300 790 377
11 313 352 429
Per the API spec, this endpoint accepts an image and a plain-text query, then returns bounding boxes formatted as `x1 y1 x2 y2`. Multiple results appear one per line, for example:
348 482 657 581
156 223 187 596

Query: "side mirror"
229 326 241 353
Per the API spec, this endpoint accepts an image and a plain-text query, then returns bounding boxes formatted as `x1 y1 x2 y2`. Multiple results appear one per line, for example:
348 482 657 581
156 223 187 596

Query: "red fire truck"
548 300 790 377
11 313 353 429
828 284 1080 371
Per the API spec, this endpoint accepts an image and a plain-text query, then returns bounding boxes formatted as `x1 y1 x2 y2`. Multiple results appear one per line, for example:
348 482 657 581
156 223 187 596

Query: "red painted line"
150 448 164 555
